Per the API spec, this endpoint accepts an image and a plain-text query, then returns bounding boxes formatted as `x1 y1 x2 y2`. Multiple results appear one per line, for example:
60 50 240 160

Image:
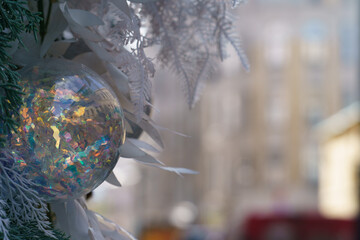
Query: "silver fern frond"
143 0 248 108
128 52 153 121
219 19 250 71
145 1 195 106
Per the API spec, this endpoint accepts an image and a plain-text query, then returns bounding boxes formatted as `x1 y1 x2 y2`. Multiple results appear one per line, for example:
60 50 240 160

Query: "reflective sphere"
9 59 125 202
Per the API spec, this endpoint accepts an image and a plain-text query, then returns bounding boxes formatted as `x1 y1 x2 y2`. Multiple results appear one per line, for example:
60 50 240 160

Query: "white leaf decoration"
124 111 164 148
104 62 130 95
46 41 73 58
67 200 90 240
83 39 114 61
157 166 199 176
40 3 68 57
119 140 148 158
52 199 134 240
129 0 159 3
11 33 41 66
105 171 122 187
135 162 198 177
68 9 104 27
51 202 70 235
86 210 106 240
4 39 18 57
127 138 161 153
73 52 107 75
119 140 163 165
92 211 137 240
59 3 103 42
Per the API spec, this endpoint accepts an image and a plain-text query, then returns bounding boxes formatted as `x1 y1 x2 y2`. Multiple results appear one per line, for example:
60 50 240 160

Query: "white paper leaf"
68 9 104 27
46 41 72 57
11 33 41 66
136 121 164 147
40 3 68 57
128 0 159 3
105 171 122 187
71 24 104 41
124 119 134 134
119 140 163 165
5 39 18 57
104 62 130 95
94 212 137 240
60 3 103 42
67 200 90 240
157 166 198 176
73 52 107 75
101 230 129 240
119 140 146 158
134 154 164 165
124 112 164 148
117 95 143 117
51 202 70 235
83 39 113 62
154 125 191 138
127 138 160 153
86 211 106 240
88 228 97 240
89 227 106 240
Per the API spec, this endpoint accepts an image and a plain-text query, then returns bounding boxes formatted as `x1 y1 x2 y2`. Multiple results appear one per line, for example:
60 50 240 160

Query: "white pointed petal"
105 171 122 187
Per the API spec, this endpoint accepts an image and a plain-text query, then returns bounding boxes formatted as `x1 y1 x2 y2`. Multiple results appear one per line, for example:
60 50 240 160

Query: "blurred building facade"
317 102 360 219
141 0 358 231
89 0 359 238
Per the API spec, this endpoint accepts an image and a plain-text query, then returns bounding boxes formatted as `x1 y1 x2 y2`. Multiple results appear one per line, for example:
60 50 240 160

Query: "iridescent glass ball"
9 59 125 202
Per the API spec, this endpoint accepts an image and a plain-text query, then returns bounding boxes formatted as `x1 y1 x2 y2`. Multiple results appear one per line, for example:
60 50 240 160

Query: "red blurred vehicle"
241 213 355 240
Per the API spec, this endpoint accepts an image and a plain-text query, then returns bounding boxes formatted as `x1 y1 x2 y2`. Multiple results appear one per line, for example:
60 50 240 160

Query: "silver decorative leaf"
119 139 163 165
105 171 122 187
127 138 161 153
40 3 68 57
66 200 90 240
52 199 135 240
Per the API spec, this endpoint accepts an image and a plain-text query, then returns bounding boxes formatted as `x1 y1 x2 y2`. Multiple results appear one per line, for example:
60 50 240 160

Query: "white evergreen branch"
0 199 10 240
0 150 55 238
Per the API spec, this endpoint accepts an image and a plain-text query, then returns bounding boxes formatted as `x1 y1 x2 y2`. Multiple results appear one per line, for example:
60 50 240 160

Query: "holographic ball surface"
9 59 125 202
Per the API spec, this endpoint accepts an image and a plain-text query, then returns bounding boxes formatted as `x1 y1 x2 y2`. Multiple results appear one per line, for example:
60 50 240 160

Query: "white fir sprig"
0 200 10 240
0 150 54 240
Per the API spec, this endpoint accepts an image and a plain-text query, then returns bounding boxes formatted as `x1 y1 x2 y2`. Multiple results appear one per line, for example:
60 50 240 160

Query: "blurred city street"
88 0 360 239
